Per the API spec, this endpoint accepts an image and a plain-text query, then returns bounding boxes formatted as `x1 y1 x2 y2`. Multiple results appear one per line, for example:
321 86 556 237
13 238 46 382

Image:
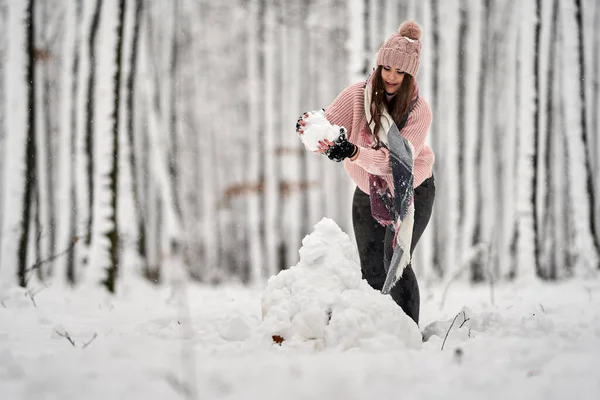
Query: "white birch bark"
0 1 28 287
435 0 460 279
559 0 600 275
513 0 538 279
594 1 600 218
263 2 279 279
116 0 141 280
83 0 118 287
0 0 7 272
412 0 436 280
493 0 518 279
348 0 365 83
277 1 301 271
449 0 481 282
245 0 264 284
192 2 219 282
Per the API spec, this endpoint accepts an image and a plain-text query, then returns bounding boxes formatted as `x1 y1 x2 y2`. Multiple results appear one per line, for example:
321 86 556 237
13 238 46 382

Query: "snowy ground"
2 222 600 399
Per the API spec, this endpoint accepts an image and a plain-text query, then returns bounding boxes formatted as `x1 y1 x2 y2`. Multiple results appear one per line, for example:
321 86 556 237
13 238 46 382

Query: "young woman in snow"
297 21 435 325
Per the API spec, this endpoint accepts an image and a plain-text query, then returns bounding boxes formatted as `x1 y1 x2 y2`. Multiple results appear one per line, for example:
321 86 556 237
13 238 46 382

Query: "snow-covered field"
1 219 600 400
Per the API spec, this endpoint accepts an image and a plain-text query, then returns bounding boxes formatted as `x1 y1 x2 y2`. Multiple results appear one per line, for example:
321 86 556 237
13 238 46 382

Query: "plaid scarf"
363 78 418 294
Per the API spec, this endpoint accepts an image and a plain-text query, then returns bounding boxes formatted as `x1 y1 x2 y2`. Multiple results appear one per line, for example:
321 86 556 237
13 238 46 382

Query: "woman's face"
381 66 405 94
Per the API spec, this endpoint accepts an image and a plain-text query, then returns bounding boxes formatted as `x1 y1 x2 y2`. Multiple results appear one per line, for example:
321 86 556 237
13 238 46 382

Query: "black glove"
326 128 358 162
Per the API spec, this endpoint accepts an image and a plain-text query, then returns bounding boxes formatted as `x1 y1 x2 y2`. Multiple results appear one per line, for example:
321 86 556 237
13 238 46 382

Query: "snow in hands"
260 217 422 350
298 109 345 152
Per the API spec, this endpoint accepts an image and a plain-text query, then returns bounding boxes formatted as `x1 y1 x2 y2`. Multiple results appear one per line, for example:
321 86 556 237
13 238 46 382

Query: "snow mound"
299 109 343 152
260 218 422 351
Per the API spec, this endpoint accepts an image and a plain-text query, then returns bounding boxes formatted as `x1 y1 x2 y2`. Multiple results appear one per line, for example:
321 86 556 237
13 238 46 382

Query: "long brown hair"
368 65 415 148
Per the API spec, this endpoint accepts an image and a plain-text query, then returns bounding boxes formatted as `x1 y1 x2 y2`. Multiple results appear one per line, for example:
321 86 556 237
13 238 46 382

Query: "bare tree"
17 0 38 287
0 0 7 267
125 0 147 270
102 0 125 293
66 0 83 284
83 0 103 255
574 0 600 268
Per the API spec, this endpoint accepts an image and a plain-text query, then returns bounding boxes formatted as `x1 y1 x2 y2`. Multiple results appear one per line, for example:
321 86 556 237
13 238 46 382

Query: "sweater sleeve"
352 146 392 175
400 97 432 159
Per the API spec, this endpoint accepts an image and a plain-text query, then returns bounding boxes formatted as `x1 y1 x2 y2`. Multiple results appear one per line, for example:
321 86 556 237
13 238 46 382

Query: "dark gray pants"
352 176 435 325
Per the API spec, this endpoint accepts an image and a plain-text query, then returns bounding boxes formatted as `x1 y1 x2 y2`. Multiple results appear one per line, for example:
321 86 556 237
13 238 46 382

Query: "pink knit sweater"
324 82 434 193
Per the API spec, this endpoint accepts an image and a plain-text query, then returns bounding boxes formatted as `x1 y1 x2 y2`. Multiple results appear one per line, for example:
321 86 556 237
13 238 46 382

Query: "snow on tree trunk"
119 0 146 278
559 0 600 275
450 0 482 282
429 0 445 279
433 0 460 280
348 0 365 83
101 0 125 293
490 0 519 280
31 0 64 281
276 1 301 272
0 0 28 286
592 3 600 242
262 2 279 278
245 0 265 284
82 0 116 288
411 0 435 280
66 0 84 284
538 0 560 279
316 0 353 242
81 0 103 267
0 0 7 273
14 0 37 288
512 0 539 279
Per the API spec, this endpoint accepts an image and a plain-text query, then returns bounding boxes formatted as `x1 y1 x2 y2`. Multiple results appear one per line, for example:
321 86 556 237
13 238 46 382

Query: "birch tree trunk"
539 0 560 279
435 0 460 280
262 1 279 278
0 0 7 271
245 0 265 284
102 0 125 292
16 0 37 287
124 0 147 272
511 0 539 279
593 2 600 231
82 0 103 264
64 0 83 284
560 0 600 275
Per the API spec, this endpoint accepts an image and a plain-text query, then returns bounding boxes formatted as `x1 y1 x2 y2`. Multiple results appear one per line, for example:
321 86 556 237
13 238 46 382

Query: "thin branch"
539 303 546 313
55 329 76 347
82 333 98 349
441 312 461 351
458 311 470 328
24 236 82 284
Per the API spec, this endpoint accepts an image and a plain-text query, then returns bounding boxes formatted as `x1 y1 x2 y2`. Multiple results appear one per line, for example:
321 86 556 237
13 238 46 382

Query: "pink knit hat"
376 21 422 76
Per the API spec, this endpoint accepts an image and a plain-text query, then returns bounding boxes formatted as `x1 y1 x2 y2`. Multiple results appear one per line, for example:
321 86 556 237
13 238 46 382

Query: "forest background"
0 0 599 292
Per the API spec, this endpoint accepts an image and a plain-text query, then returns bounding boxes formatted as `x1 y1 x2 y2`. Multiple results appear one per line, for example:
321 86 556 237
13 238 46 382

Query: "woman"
297 21 435 325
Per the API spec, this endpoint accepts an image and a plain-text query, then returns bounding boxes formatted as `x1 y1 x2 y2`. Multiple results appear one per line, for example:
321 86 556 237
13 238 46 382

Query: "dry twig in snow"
441 312 460 351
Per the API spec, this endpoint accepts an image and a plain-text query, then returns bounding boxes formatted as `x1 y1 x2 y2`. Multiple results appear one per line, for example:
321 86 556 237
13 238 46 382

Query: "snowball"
260 218 422 351
299 110 343 152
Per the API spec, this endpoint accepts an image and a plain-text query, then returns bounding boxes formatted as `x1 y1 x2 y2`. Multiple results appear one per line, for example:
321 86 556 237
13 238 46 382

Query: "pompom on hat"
375 20 422 76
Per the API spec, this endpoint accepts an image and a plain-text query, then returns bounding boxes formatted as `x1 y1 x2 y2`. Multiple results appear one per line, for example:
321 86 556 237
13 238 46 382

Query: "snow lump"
260 218 422 351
